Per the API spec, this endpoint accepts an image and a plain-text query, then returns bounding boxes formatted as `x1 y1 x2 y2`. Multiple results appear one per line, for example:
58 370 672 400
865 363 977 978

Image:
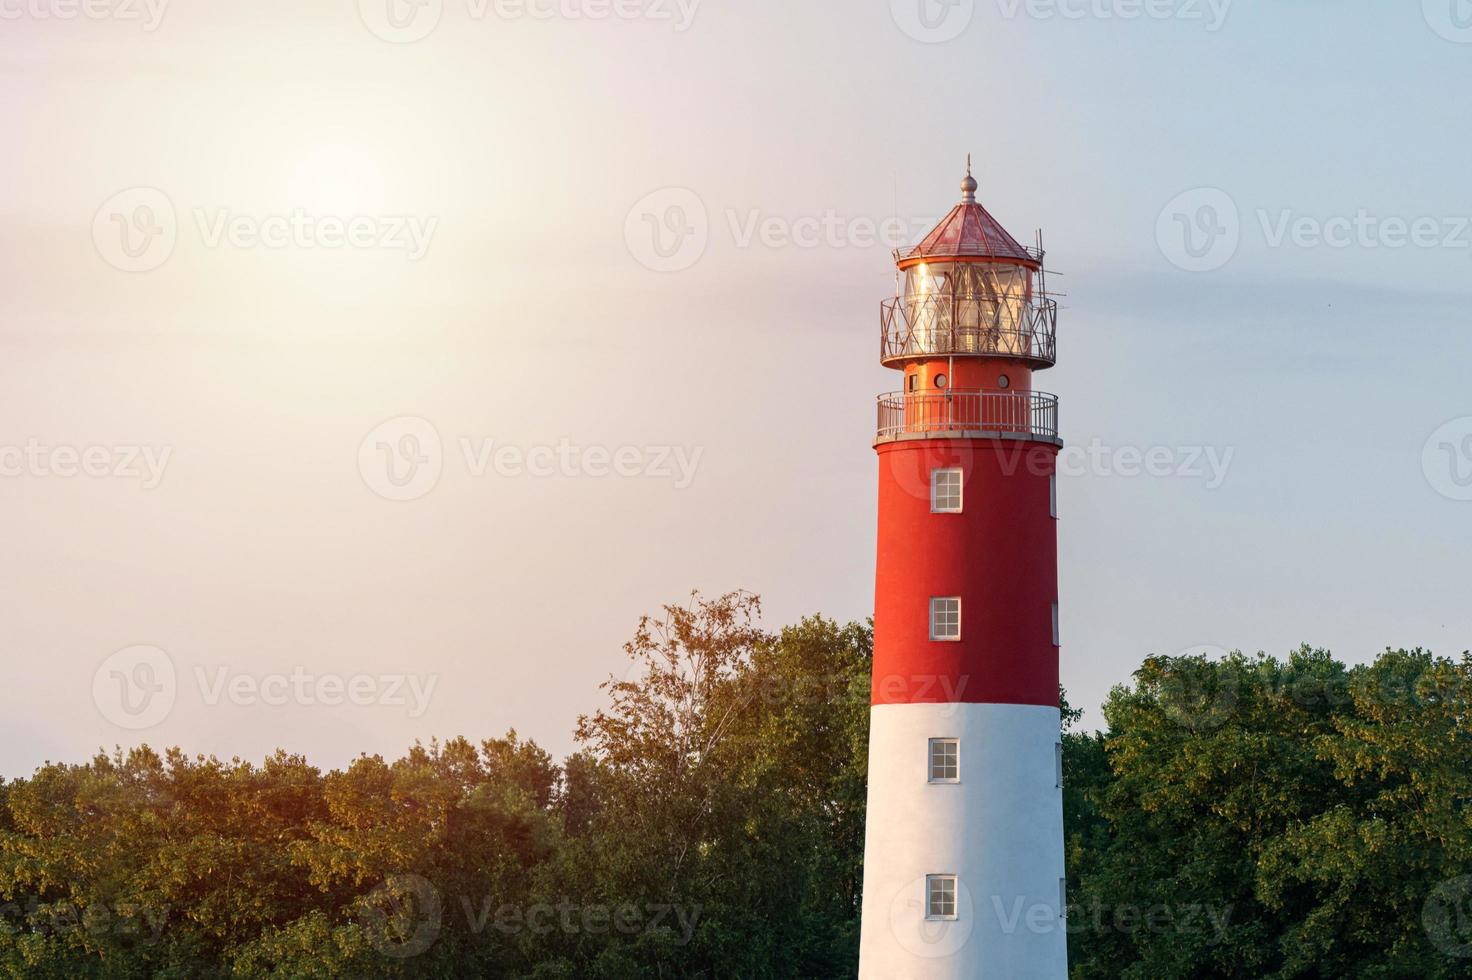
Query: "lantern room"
876 163 1060 444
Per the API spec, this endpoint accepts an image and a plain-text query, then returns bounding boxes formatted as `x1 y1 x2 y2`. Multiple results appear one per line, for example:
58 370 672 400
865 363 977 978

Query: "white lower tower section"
858 702 1067 980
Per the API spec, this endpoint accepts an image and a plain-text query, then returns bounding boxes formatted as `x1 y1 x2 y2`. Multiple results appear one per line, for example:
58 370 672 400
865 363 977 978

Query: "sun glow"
285 143 383 217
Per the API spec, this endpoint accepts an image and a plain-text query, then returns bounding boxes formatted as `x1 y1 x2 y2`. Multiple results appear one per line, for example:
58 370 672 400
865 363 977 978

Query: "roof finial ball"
960 153 978 203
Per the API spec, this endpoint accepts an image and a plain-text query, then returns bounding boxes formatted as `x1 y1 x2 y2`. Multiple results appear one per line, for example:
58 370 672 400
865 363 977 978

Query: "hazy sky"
2 0 1470 777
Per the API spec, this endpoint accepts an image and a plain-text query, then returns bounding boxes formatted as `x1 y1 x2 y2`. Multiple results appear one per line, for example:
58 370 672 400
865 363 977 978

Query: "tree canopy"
1 594 1468 978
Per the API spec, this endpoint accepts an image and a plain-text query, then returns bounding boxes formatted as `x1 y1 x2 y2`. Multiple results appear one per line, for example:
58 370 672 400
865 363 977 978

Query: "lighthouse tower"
858 164 1067 979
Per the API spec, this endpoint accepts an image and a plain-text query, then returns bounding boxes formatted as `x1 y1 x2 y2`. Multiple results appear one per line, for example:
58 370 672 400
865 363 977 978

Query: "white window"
1051 602 1060 646
930 597 961 641
926 875 958 920
1055 742 1063 788
928 738 959 782
1049 473 1057 518
931 468 963 513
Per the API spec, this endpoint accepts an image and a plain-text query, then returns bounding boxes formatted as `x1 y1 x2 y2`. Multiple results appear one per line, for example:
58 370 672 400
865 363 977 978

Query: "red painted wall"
873 437 1059 708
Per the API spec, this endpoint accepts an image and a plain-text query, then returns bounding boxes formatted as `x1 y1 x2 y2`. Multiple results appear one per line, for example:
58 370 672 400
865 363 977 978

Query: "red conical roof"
897 167 1037 266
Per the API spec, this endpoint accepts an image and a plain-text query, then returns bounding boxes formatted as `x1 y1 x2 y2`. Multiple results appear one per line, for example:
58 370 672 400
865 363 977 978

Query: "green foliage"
0 593 871 978
2 598 1469 978
1068 646 1472 980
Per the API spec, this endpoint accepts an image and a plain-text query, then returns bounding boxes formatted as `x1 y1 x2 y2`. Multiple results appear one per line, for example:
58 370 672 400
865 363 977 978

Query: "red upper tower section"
871 163 1062 709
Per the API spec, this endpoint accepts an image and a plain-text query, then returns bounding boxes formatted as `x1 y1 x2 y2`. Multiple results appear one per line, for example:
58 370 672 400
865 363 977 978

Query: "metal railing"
880 293 1057 367
893 242 1046 264
876 389 1059 442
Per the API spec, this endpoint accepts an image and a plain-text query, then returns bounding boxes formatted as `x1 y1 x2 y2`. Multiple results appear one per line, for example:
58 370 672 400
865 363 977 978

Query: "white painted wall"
858 702 1067 979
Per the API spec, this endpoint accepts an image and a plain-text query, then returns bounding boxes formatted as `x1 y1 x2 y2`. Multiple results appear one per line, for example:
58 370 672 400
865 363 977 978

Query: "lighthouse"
858 164 1067 979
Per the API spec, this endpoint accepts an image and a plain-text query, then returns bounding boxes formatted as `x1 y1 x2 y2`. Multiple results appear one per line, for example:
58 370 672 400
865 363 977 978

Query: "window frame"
930 467 963 514
928 737 960 784
925 874 959 921
1051 601 1060 647
929 596 962 642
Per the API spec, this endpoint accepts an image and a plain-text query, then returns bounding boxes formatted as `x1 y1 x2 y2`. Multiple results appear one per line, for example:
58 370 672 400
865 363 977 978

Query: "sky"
1 0 1470 777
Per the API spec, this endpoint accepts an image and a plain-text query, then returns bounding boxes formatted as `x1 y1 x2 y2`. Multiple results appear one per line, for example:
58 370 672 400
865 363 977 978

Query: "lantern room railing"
880 293 1057 367
892 242 1047 264
876 389 1059 442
